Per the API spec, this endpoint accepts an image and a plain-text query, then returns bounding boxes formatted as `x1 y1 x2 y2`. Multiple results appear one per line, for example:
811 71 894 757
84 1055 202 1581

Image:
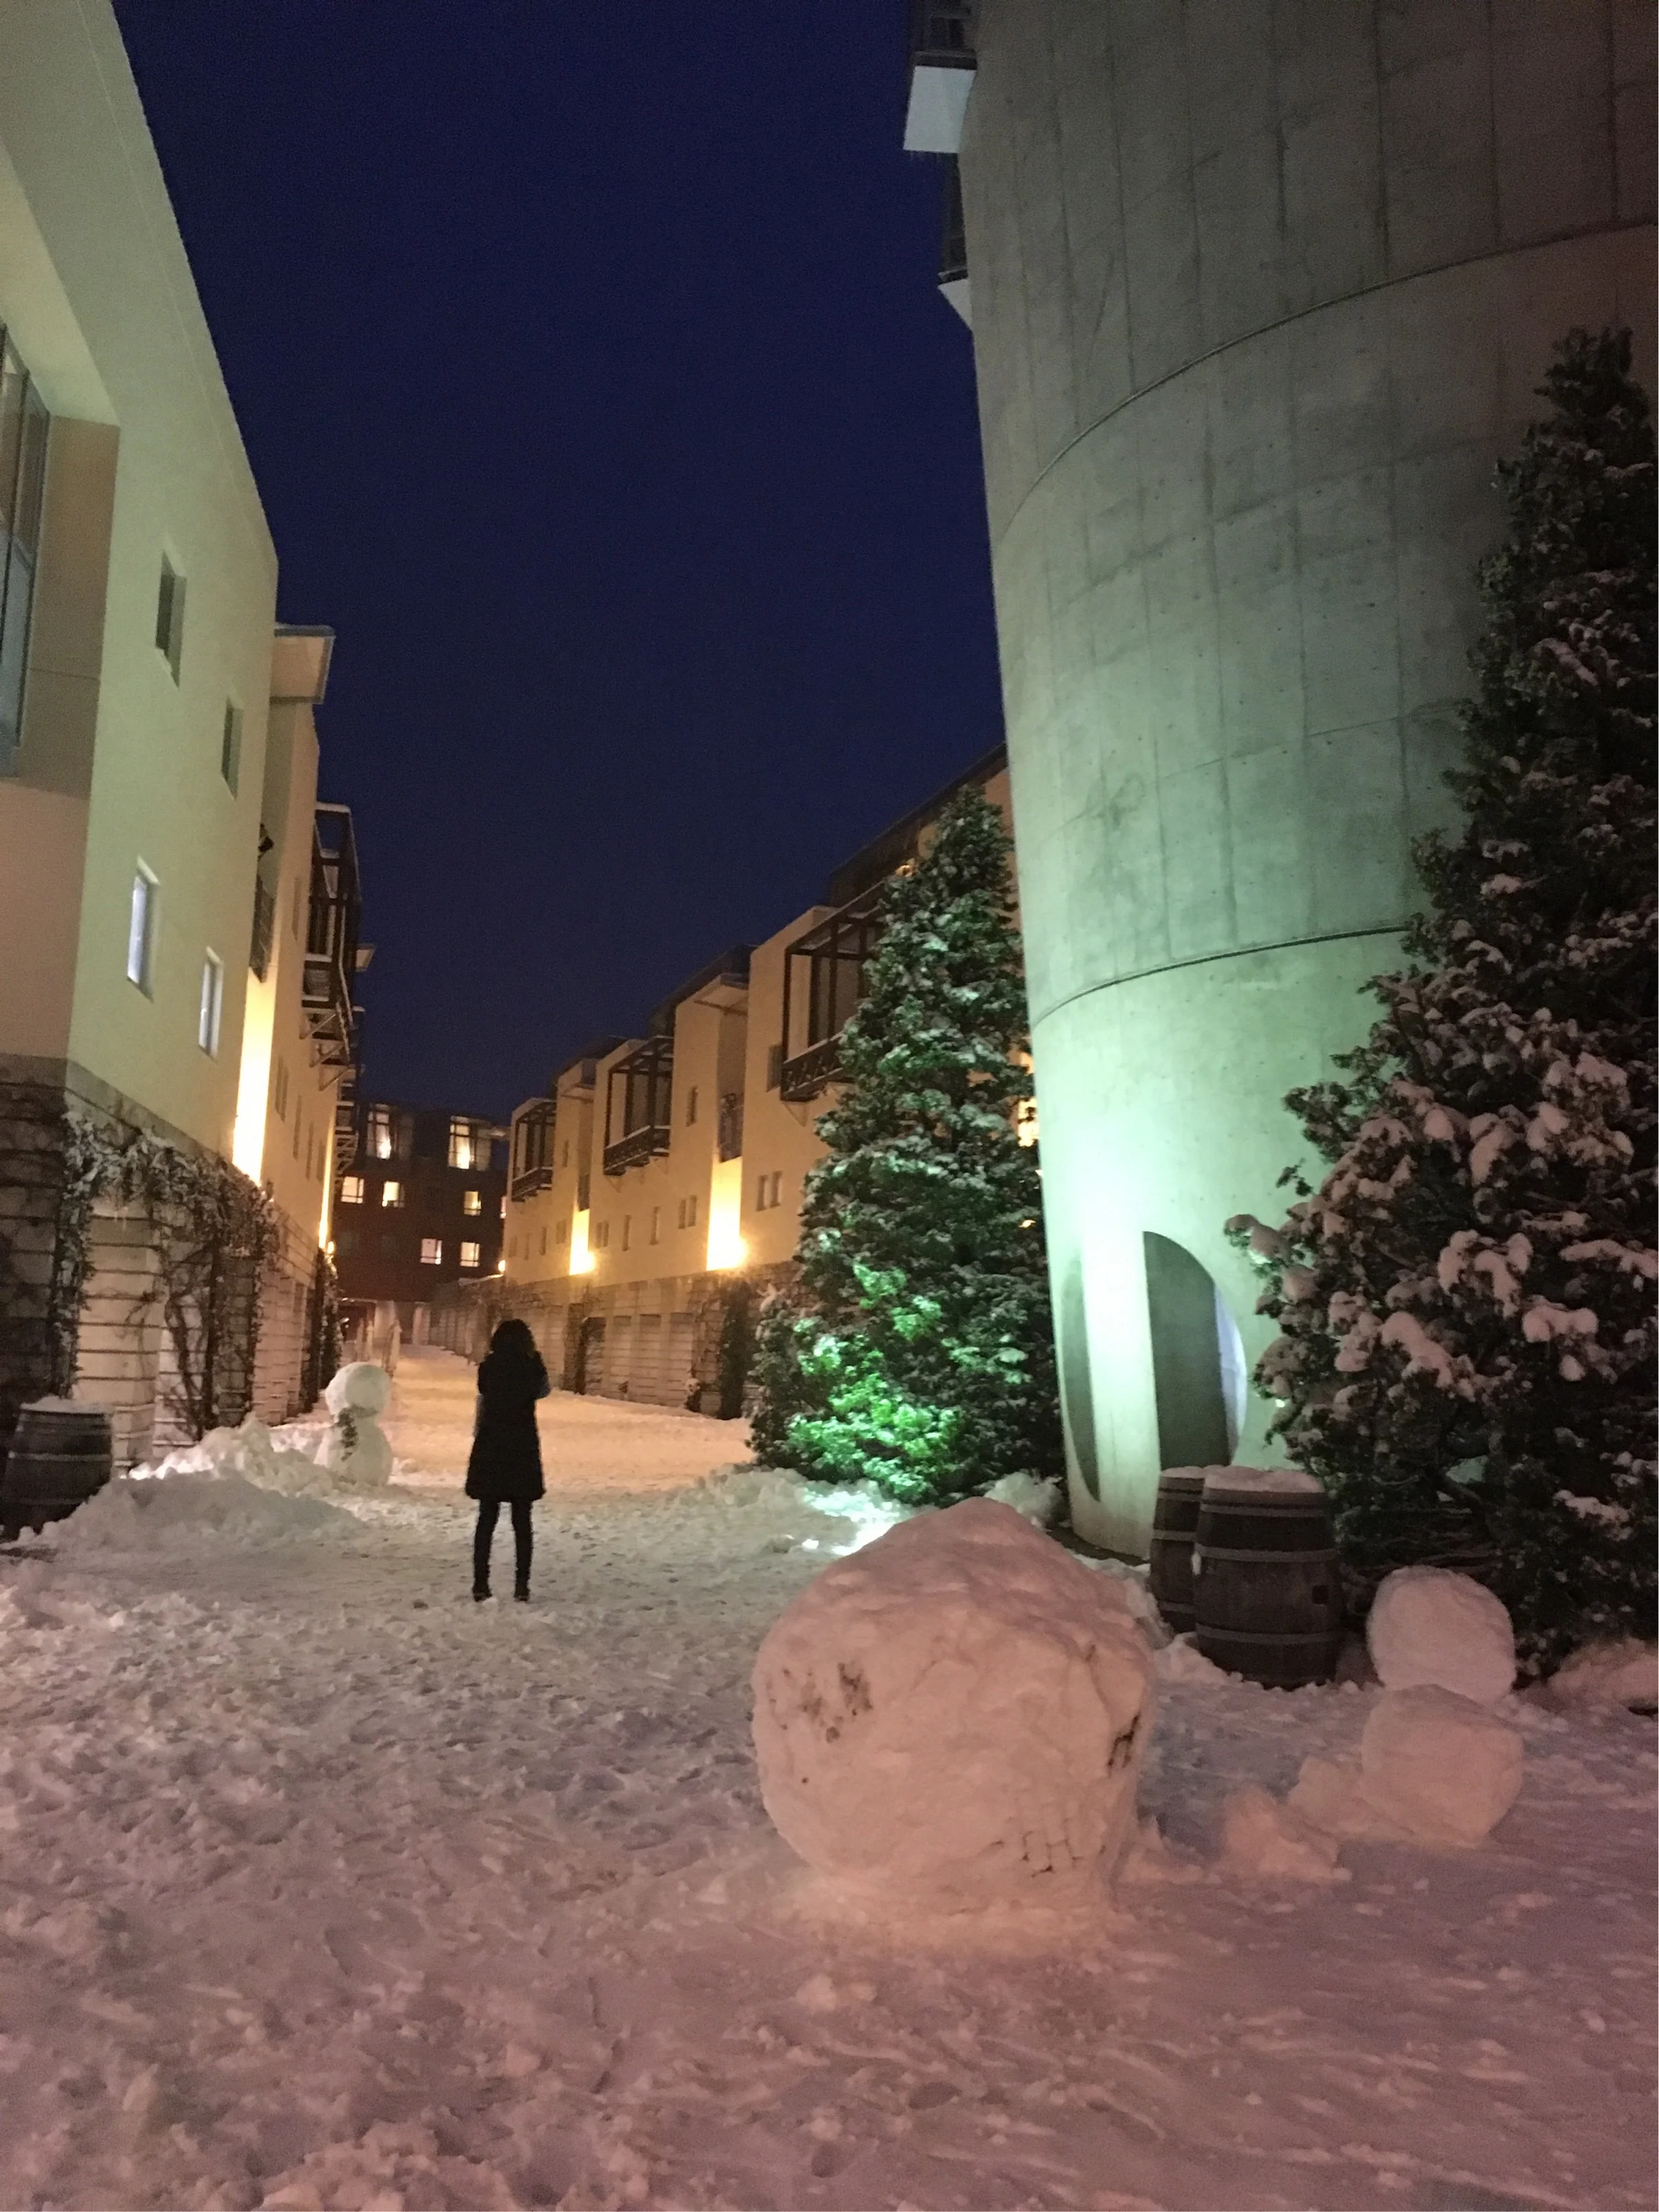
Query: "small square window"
381 1180 403 1208
339 1175 364 1205
220 702 243 793
463 1188 481 1216
448 1117 475 1169
367 1105 394 1159
156 557 185 680
197 951 223 1056
459 1240 481 1270
420 1236 442 1266
126 865 156 994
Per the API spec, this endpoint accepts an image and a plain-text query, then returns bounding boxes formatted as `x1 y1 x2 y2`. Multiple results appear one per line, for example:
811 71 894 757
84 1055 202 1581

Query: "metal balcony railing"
249 877 276 979
603 1122 668 1177
717 1092 744 1162
302 804 362 1070
780 1034 847 1103
510 1164 555 1202
603 1035 674 1178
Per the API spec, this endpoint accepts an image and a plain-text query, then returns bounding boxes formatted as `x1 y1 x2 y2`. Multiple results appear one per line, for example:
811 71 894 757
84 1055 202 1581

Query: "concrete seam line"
1030 925 1402 1027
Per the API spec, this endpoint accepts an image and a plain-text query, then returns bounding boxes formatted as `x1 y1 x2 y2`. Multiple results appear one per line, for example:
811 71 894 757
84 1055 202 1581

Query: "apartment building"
0 0 361 1467
439 749 1012 1408
333 1101 507 1348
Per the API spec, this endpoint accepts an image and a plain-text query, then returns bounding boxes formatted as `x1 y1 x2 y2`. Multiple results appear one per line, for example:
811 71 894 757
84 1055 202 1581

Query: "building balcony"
249 876 276 980
603 1122 668 1177
302 804 362 1070
510 1163 555 1203
779 1035 845 1103
717 1092 744 1162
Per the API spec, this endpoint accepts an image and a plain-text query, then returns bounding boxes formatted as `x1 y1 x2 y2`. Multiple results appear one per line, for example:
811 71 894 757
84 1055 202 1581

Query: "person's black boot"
513 1583 529 1603
473 1586 491 1602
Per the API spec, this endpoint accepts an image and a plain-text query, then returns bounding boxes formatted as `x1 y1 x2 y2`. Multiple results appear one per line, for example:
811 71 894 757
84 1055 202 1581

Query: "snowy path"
0 1351 1651 2211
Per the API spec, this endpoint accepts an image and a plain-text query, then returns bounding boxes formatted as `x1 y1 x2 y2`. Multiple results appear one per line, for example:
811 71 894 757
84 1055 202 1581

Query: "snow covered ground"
0 1349 1651 2211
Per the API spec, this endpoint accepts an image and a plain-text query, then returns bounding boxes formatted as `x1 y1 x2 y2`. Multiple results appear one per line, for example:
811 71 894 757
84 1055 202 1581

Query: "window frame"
197 949 223 1056
419 1236 443 1267
459 1240 481 1271
126 865 157 994
156 555 185 681
220 701 243 793
380 1179 404 1209
339 1175 365 1206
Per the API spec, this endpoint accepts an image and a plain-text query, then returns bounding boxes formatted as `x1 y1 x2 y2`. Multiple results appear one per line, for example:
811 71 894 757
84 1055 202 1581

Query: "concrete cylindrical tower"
958 0 1656 1551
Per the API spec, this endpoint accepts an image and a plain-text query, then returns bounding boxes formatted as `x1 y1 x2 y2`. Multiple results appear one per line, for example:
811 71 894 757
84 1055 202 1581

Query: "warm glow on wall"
570 1207 595 1274
705 1157 747 1270
231 970 276 1179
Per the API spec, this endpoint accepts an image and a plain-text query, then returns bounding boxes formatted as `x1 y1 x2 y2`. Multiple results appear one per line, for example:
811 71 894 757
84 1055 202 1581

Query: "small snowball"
1221 1786 1348 1882
1545 1639 1658 1714
324 1362 393 1417
751 1500 1154 1906
1368 1565 1516 1705
1358 1685 1523 1847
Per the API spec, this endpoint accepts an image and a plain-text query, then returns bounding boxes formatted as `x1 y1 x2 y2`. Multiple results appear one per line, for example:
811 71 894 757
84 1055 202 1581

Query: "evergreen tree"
1230 328 1656 1672
751 785 1061 1504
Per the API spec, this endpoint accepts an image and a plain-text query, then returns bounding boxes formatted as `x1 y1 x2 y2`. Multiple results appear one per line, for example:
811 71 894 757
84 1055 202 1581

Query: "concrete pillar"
960 0 1656 1550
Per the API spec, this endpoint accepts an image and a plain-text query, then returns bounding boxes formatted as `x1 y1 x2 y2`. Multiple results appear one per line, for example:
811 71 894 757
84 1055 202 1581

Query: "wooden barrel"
1148 1469 1207 1632
1 1402 114 1537
1192 1477 1344 1687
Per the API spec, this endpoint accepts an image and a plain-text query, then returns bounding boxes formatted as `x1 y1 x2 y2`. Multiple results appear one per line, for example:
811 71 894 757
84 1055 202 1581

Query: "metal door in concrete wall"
630 1314 664 1404
602 1317 634 1397
664 1312 696 1408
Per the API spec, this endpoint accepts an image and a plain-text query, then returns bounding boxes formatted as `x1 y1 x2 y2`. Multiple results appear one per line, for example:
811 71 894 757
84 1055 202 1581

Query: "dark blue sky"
112 2 1003 1122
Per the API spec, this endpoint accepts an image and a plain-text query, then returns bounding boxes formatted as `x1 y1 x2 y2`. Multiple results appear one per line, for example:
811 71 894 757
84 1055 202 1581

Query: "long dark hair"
489 1318 539 1364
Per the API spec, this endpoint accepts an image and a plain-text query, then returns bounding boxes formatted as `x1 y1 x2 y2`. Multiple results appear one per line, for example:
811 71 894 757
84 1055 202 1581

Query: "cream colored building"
0 0 356 1468
443 752 1013 1409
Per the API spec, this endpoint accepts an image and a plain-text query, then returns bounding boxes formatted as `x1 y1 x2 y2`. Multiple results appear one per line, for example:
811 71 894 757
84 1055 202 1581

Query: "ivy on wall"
49 1114 280 1439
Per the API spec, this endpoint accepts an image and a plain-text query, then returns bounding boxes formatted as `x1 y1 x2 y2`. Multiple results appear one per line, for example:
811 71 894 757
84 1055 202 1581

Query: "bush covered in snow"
1230 329 1656 1672
749 789 1062 1507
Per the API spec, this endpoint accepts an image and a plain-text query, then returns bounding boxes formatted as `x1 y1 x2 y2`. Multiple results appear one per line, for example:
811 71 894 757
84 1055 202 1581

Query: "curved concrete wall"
960 0 1656 1550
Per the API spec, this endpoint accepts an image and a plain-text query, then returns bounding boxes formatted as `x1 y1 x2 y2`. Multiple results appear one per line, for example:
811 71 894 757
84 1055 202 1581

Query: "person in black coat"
465 1318 550 1601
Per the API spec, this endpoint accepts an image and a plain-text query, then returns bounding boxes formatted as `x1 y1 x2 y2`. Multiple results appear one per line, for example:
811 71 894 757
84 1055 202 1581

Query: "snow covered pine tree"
1230 329 1656 1672
750 785 1061 1506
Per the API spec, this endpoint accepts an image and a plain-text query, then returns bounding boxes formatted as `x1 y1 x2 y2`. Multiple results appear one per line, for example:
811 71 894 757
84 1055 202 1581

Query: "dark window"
221 702 243 793
0 331 49 772
156 557 185 680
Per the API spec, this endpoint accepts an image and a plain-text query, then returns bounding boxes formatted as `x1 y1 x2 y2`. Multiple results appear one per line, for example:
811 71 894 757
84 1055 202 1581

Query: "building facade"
911 0 1657 1550
332 1101 507 1349
0 0 362 1468
438 752 1014 1408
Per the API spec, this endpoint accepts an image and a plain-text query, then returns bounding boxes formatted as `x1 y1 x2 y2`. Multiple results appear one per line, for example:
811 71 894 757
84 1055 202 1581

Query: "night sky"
110 3 1003 1125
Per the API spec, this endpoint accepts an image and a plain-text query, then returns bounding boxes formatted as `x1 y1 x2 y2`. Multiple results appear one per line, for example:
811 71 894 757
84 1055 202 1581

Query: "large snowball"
1367 1565 1516 1705
324 1362 392 1417
1358 1685 1523 1846
751 1499 1154 1906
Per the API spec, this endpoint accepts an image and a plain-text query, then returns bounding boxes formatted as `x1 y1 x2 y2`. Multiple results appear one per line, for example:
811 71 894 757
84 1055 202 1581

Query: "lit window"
156 555 185 680
420 1237 442 1266
685 1086 698 1127
0 335 50 771
448 1117 475 1170
381 1181 403 1208
339 1175 364 1205
462 1188 481 1216
220 702 242 793
197 951 223 1056
367 1105 393 1159
499 1195 507 1219
126 866 156 993
459 1240 481 1270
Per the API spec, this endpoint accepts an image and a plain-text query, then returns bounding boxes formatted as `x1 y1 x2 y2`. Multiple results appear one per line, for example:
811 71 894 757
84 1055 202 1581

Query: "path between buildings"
0 1350 1651 2209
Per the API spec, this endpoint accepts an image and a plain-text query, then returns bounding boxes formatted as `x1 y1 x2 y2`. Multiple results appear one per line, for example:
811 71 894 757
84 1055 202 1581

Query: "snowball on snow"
1289 1686 1523 1849
1368 1565 1516 1705
1359 1686 1523 1847
324 1362 393 1417
1221 1784 1347 1883
751 1498 1154 1906
984 1469 1063 1525
1544 1639 1658 1713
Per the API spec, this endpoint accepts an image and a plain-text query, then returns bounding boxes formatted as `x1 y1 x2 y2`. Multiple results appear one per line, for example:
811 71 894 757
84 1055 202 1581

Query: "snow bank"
52 1470 354 1557
1368 1565 1516 1704
752 1498 1154 1906
128 1419 329 1496
1289 1685 1523 1848
1543 1637 1658 1713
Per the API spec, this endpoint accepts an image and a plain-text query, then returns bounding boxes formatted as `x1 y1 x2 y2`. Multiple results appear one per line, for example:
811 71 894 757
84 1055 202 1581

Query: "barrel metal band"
1194 1546 1339 1567
1196 1627 1341 1649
